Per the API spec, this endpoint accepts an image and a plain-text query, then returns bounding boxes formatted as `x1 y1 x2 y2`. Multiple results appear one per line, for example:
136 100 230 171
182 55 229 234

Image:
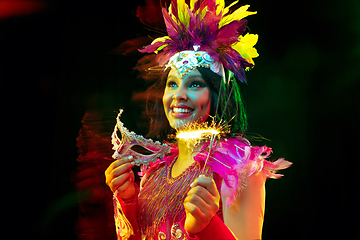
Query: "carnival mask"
111 109 171 166
165 49 224 79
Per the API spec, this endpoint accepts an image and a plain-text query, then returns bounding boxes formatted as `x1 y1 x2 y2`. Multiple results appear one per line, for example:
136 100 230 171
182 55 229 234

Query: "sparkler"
175 118 232 174
174 70 237 174
175 118 224 144
176 129 219 139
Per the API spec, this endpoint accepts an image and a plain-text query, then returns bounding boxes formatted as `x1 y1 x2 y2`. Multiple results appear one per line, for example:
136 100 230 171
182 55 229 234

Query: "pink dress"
113 136 292 240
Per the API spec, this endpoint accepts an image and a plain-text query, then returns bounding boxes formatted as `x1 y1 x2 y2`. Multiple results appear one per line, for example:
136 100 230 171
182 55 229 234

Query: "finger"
184 201 205 219
109 171 133 192
105 156 134 176
109 155 134 171
191 175 218 197
106 161 134 187
187 185 214 206
185 192 209 215
110 162 135 179
117 177 134 192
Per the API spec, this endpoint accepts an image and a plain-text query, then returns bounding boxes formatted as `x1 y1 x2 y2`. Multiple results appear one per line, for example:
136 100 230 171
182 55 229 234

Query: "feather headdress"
139 0 259 83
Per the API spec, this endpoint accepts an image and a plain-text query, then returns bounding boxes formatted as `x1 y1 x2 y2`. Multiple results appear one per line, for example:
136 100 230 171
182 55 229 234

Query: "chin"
169 120 190 130
169 116 208 130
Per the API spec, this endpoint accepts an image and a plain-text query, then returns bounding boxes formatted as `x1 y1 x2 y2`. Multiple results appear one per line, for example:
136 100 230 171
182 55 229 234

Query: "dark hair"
145 67 248 140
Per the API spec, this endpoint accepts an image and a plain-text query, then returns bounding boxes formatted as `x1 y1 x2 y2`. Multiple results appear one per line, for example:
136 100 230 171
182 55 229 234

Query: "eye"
189 81 206 89
166 81 177 88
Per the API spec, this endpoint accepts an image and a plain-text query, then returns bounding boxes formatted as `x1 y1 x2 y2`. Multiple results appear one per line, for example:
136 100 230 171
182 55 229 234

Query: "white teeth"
173 107 192 113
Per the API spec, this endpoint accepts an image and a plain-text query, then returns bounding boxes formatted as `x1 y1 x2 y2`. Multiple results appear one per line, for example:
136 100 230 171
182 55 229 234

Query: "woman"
105 1 291 239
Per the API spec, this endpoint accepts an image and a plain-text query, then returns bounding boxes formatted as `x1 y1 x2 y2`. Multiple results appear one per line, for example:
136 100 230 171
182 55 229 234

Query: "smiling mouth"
172 107 194 114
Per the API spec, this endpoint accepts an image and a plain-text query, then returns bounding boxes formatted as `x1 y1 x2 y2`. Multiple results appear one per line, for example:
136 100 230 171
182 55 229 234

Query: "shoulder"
194 136 252 175
196 135 291 178
194 136 291 206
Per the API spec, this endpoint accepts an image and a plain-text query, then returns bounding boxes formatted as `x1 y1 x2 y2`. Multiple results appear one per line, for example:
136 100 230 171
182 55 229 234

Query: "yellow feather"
232 33 259 64
151 36 171 45
239 33 258 48
190 0 197 11
215 0 225 15
150 36 171 54
221 0 239 16
168 2 177 23
219 5 256 28
177 0 190 25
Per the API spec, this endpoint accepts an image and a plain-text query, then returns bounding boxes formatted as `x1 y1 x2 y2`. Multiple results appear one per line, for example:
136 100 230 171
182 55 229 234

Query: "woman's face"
163 69 211 130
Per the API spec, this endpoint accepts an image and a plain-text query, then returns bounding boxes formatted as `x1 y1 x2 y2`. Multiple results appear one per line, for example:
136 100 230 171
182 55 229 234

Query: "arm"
113 189 141 240
105 156 141 240
223 172 266 240
181 176 238 240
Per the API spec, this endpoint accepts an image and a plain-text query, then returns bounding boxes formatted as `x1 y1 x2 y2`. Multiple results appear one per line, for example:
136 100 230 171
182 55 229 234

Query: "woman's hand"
184 175 220 236
105 156 136 201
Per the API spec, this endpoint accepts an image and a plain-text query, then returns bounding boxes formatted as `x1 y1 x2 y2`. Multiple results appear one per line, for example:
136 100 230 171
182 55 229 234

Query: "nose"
172 85 187 101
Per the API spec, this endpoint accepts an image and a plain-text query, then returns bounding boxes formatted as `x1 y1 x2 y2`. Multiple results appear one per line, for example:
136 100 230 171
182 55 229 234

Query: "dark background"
2 0 359 239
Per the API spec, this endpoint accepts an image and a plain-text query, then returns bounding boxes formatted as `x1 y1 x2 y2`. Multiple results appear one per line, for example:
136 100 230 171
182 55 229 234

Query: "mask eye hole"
130 145 154 155
116 128 122 140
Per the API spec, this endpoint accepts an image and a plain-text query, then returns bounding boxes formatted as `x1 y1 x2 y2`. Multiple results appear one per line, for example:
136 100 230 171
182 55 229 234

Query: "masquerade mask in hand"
111 109 171 166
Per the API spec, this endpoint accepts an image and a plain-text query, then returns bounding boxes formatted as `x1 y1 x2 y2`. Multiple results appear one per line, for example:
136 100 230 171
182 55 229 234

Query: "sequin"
158 231 166 240
138 159 213 239
171 224 185 239
166 50 224 79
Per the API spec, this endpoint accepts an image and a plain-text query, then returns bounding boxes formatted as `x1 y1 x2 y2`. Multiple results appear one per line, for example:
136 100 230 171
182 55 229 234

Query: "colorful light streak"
176 129 219 139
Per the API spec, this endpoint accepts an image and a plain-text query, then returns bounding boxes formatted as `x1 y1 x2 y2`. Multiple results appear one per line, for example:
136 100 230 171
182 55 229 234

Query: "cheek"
202 90 211 109
162 91 172 113
162 91 168 107
205 95 211 114
195 90 211 113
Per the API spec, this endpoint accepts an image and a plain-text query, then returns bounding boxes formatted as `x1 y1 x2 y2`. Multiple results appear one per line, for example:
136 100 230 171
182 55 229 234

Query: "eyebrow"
167 73 204 81
167 76 177 81
186 75 205 81
187 75 203 79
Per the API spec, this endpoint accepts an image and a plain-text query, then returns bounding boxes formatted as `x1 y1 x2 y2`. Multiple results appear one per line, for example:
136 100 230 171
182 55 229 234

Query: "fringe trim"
113 191 134 240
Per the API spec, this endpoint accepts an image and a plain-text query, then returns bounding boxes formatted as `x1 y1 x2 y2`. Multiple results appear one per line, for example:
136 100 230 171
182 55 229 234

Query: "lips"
172 107 193 113
170 105 194 118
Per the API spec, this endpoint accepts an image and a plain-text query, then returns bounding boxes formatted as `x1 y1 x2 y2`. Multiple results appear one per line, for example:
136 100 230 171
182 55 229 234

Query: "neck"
177 139 192 163
176 138 205 164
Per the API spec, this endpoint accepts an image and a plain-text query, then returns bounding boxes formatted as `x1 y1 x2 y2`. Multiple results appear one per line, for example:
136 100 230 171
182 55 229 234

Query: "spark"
174 118 229 148
176 129 219 139
174 118 230 174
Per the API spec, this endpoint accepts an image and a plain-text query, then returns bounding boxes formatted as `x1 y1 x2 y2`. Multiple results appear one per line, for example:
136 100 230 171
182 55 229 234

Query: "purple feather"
139 0 257 83
162 8 180 40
